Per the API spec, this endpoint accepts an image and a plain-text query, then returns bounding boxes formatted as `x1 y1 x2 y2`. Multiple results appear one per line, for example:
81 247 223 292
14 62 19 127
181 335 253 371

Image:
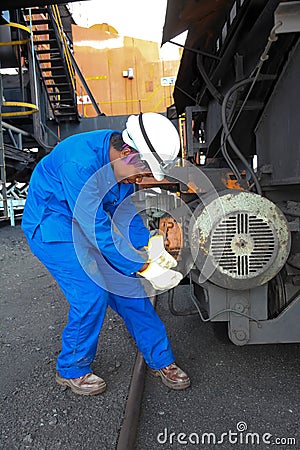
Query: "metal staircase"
23 5 79 122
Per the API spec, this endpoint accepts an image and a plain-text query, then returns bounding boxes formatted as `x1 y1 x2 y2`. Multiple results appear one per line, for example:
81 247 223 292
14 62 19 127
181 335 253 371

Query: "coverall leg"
108 294 175 370
26 227 108 378
25 227 175 378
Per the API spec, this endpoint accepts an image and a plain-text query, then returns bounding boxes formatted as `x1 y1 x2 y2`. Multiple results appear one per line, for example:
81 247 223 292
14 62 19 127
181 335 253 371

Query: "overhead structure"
1 1 89 9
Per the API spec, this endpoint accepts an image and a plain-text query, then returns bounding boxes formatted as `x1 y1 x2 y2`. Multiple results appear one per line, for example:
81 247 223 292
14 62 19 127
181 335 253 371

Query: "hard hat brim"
122 129 165 181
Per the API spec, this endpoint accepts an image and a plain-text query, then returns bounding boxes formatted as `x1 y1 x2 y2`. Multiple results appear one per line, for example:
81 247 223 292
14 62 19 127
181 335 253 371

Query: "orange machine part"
159 216 183 259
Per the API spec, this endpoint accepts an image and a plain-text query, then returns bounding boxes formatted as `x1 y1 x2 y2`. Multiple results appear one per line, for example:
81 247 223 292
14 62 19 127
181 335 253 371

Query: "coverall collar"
103 132 120 197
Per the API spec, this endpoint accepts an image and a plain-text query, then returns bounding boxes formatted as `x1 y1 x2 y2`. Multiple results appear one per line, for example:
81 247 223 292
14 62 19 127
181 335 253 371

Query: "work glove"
138 261 183 291
146 234 177 269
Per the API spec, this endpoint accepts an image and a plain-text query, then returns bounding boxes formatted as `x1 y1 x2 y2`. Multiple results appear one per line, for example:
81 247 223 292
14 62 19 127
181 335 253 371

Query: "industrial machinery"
148 0 300 344
1 1 299 344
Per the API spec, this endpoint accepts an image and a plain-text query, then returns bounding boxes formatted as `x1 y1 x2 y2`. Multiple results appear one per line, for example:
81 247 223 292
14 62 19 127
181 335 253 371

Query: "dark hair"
110 132 126 151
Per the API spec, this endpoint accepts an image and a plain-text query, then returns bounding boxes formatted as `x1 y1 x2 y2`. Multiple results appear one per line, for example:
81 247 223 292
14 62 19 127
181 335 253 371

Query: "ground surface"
0 224 136 450
137 288 300 450
0 224 299 450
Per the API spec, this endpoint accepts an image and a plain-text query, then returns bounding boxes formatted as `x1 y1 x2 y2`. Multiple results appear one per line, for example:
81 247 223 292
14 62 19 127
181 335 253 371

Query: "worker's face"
113 147 152 184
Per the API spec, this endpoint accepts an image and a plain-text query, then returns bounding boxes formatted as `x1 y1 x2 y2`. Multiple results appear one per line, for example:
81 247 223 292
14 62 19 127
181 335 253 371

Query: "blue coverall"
22 130 175 378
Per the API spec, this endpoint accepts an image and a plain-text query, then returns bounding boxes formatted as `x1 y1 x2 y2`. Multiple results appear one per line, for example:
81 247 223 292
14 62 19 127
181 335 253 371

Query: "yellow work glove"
146 234 177 269
138 261 183 291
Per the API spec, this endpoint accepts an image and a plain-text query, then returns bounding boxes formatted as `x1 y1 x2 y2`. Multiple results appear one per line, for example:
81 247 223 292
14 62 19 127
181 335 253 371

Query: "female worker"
22 112 190 395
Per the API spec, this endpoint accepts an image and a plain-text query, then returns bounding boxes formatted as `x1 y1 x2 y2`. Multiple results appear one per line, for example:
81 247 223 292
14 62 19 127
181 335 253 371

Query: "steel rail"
117 295 157 450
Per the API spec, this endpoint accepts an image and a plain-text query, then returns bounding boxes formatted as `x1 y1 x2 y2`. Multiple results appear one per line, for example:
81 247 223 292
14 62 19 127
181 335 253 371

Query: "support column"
0 74 8 219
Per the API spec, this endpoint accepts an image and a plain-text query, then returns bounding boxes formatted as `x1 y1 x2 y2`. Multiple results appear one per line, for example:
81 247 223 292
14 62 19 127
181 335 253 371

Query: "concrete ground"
0 224 136 450
137 289 300 450
1 224 299 450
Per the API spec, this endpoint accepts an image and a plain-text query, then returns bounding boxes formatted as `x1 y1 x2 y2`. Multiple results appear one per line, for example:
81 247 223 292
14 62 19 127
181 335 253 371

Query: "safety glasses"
122 147 152 174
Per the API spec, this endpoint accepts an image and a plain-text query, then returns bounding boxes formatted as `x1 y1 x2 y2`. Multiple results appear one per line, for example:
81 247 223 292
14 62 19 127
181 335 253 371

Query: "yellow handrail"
3 22 31 33
0 23 39 116
50 5 75 90
0 39 29 46
0 22 30 46
1 101 39 117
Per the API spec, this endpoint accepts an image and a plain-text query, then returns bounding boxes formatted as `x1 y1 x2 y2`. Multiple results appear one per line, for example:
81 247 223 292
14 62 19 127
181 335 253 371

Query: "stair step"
33 39 58 45
54 103 76 107
42 75 68 79
50 98 74 102
55 109 77 112
31 19 51 25
32 29 55 36
48 91 72 96
55 112 78 117
38 58 62 64
35 49 60 54
47 83 70 87
25 8 49 14
40 66 65 71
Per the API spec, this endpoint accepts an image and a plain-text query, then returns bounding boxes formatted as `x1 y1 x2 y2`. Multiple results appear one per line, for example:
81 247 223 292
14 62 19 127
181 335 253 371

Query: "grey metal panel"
0 24 18 68
248 294 300 344
200 277 300 344
47 115 130 146
206 99 222 148
255 38 300 185
198 280 268 322
275 1 300 34
47 113 172 146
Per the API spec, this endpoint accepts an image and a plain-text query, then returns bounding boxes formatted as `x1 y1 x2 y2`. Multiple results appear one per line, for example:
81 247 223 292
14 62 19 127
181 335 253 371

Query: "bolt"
235 330 246 341
236 238 247 248
234 303 245 313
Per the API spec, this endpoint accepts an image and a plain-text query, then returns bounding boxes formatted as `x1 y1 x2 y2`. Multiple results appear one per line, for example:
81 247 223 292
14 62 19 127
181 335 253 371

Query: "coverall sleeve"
58 162 147 276
109 186 150 250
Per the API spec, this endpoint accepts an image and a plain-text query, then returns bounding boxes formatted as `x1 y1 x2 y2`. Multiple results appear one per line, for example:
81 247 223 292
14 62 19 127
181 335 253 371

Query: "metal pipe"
196 54 223 104
7 129 17 148
2 121 31 136
169 40 221 61
17 132 22 150
221 77 268 196
0 75 8 218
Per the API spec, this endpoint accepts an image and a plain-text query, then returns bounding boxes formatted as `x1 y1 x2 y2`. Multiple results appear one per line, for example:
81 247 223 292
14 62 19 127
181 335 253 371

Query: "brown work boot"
55 372 106 396
149 363 190 390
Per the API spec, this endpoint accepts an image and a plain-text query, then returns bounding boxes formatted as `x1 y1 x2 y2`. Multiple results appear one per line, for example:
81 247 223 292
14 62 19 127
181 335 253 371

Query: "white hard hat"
122 112 180 181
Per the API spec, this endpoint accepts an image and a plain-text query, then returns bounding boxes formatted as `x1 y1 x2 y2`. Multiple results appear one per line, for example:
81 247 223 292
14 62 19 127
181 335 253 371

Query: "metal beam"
1 1 88 10
0 75 8 218
2 121 30 136
275 1 300 34
248 294 300 344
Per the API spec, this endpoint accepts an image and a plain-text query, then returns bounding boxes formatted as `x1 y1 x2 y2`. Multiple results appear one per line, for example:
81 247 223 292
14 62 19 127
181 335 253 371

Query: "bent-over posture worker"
22 112 190 395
